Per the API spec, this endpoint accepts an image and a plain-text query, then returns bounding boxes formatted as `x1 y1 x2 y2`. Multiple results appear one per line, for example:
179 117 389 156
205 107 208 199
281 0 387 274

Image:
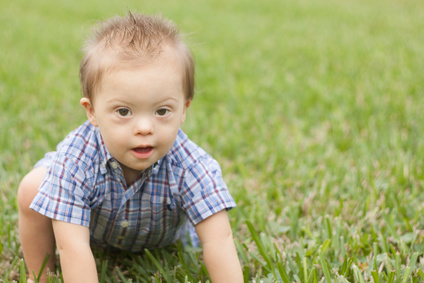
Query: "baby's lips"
133 146 153 153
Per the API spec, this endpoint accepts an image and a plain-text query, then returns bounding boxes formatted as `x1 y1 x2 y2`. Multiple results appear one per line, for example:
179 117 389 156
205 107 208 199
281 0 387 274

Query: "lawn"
1 0 424 281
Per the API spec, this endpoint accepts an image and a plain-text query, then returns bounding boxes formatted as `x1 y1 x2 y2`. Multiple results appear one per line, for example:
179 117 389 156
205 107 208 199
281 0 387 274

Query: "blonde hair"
79 12 194 101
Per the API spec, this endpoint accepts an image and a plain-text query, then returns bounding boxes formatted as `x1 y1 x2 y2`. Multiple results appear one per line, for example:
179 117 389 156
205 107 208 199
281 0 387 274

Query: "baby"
18 12 242 282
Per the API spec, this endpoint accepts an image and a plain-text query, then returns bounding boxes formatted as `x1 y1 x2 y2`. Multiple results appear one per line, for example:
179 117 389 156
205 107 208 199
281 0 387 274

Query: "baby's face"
82 52 190 182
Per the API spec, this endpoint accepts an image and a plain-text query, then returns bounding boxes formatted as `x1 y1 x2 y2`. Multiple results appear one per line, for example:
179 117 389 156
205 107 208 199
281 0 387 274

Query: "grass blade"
246 220 274 276
402 267 412 283
352 264 366 283
19 259 27 283
144 249 172 282
277 261 291 283
319 251 332 283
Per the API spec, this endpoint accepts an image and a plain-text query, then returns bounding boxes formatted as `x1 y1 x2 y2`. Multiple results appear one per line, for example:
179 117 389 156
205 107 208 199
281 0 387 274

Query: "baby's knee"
17 167 47 211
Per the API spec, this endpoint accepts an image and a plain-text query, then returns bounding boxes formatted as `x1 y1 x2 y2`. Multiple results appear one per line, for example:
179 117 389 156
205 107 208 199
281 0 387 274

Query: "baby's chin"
124 158 162 171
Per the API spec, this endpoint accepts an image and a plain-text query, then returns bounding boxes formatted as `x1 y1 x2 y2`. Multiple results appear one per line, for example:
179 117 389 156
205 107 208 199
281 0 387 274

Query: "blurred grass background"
1 0 424 281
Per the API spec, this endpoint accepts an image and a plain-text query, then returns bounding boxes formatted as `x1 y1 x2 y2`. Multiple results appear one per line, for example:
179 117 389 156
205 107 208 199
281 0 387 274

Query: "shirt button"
121 220 129 228
110 162 118 169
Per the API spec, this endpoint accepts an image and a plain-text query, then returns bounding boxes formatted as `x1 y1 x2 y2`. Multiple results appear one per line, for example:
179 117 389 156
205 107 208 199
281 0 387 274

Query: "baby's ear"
80 98 98 127
181 99 192 124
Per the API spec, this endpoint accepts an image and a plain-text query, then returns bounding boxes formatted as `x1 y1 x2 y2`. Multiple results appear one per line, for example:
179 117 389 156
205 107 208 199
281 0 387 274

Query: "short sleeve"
30 152 93 227
180 157 236 225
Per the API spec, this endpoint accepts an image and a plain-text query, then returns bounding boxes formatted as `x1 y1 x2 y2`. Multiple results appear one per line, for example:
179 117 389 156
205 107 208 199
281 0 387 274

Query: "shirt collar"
95 127 114 175
151 158 162 175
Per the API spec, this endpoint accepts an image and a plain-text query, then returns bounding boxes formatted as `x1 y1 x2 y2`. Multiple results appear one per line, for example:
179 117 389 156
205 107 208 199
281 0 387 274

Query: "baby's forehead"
105 54 182 81
106 42 181 70
92 56 185 100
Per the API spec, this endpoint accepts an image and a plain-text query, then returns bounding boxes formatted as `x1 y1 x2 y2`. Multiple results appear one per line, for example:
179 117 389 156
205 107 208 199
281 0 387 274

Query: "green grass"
1 0 424 281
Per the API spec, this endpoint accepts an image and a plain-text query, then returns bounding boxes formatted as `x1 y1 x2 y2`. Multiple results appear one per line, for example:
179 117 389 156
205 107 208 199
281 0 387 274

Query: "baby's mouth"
133 147 153 153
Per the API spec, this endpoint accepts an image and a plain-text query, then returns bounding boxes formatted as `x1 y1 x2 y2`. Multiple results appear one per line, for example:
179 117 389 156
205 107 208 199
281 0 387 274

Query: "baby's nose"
134 117 153 135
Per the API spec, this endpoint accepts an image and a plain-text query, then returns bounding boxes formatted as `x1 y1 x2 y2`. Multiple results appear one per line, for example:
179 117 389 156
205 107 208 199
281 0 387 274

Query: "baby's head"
79 12 194 102
78 12 195 180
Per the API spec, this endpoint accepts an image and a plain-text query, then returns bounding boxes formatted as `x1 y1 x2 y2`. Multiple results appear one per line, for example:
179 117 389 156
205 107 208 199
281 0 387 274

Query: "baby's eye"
117 108 132 117
156 108 170 116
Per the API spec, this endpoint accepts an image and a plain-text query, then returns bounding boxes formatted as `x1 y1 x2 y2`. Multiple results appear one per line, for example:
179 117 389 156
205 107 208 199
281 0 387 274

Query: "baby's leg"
18 167 56 282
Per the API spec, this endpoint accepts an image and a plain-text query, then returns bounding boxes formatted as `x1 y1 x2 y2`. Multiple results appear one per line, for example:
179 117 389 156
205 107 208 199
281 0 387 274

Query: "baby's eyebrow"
106 98 131 104
156 96 180 104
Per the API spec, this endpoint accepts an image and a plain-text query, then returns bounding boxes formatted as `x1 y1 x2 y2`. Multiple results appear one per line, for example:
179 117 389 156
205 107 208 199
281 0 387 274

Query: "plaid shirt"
30 121 236 251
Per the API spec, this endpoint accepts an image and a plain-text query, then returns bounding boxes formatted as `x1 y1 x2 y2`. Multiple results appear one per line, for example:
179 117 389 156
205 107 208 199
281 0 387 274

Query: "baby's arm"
52 220 98 282
195 210 243 283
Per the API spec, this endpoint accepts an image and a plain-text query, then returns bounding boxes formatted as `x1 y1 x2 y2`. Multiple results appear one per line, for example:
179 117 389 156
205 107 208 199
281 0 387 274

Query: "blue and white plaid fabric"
30 121 236 251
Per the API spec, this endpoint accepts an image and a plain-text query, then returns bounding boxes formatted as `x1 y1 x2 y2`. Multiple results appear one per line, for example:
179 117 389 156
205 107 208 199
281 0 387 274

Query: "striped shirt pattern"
30 121 236 251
